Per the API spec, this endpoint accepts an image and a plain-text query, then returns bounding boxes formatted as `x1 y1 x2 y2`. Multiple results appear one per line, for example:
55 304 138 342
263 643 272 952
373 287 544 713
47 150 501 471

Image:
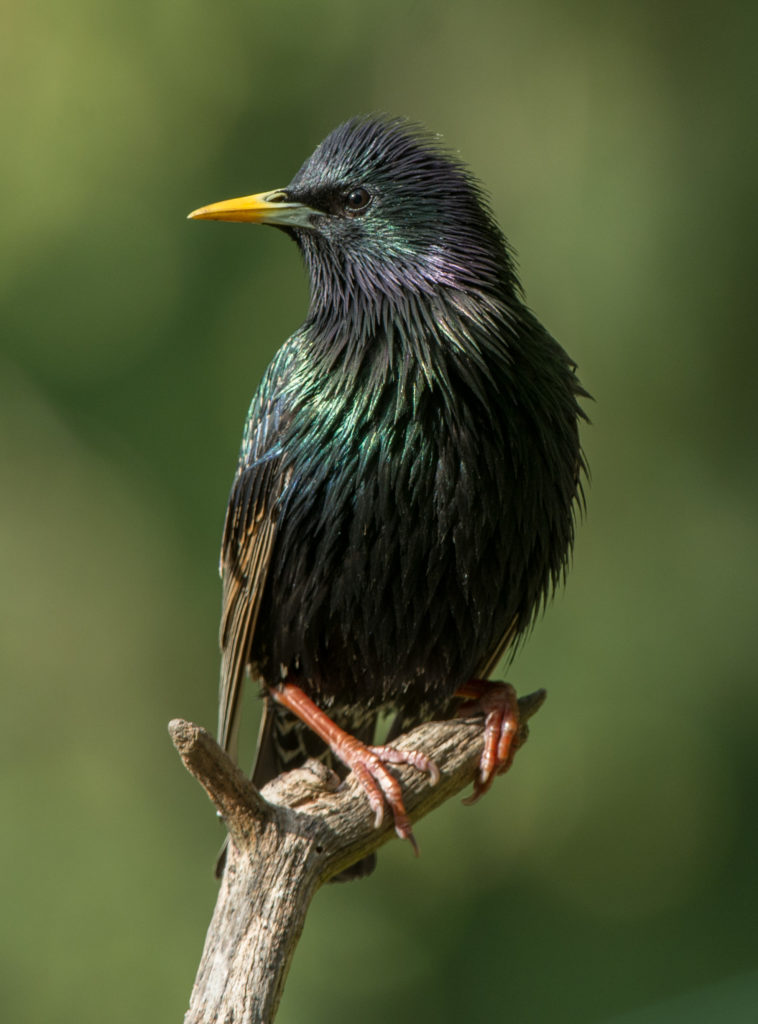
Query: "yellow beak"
188 189 320 228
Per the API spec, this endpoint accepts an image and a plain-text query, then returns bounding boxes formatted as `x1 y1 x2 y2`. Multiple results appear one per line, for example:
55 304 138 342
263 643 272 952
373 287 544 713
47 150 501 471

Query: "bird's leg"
270 683 440 850
455 680 522 804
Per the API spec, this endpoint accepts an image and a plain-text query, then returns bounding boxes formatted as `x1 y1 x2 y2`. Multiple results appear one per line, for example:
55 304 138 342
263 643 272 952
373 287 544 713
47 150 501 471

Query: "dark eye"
344 187 371 215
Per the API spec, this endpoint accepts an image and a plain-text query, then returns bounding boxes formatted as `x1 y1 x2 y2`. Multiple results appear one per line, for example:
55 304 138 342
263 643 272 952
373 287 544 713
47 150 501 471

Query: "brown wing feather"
217 502 277 760
216 385 292 761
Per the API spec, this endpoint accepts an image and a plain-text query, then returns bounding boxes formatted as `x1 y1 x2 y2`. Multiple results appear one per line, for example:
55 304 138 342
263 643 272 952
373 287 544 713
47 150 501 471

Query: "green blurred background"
3 1 757 1021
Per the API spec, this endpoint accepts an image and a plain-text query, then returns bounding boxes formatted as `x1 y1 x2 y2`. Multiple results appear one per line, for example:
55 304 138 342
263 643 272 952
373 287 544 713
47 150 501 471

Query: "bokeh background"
3 1 757 1021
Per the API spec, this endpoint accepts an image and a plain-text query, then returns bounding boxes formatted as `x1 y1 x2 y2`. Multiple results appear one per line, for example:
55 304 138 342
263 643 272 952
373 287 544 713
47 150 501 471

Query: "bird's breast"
253 379 515 716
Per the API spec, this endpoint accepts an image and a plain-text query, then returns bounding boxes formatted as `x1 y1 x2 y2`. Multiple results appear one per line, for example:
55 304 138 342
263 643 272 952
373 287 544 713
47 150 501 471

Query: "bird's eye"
343 187 371 215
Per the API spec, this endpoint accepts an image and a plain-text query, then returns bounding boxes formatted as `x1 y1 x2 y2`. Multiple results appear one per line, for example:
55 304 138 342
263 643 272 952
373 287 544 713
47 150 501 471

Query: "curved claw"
342 746 413 845
347 743 439 848
455 680 521 804
269 683 437 853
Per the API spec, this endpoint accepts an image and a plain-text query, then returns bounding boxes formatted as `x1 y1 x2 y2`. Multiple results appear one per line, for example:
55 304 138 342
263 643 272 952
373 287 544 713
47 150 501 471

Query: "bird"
189 115 587 877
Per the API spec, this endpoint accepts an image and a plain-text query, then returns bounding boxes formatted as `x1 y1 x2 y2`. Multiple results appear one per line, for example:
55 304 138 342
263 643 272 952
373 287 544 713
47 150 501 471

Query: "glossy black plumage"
193 116 587 857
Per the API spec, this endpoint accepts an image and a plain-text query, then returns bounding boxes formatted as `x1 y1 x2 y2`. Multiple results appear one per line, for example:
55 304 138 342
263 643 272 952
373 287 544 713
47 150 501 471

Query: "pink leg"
455 680 522 804
270 683 439 850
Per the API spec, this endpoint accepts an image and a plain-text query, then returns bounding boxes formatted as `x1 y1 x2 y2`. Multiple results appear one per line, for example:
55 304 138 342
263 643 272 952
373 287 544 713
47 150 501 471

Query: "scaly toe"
369 744 441 785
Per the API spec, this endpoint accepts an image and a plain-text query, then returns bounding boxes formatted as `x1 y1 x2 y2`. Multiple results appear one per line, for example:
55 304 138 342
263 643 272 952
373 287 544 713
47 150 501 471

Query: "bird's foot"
270 683 439 850
339 741 440 851
455 680 522 804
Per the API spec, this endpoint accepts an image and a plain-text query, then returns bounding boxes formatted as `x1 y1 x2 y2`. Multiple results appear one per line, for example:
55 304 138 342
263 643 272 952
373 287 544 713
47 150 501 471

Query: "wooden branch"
170 689 546 1024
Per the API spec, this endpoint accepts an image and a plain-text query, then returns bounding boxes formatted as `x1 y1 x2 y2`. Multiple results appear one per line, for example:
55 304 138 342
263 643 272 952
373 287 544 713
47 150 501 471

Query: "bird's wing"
217 359 293 761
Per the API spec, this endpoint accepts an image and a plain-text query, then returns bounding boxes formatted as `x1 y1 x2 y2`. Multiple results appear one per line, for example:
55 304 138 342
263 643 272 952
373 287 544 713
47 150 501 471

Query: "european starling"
189 116 586 872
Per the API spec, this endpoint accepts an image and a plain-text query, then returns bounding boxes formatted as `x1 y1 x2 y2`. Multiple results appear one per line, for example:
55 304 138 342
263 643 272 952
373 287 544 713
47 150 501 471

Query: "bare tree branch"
170 689 546 1024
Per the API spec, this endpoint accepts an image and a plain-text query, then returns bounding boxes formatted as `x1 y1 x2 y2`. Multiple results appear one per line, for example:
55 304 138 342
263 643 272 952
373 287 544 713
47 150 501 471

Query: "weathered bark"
170 688 545 1024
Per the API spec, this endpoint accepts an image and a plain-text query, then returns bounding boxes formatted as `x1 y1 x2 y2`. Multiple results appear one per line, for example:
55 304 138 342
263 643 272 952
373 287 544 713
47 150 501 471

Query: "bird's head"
189 116 520 325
